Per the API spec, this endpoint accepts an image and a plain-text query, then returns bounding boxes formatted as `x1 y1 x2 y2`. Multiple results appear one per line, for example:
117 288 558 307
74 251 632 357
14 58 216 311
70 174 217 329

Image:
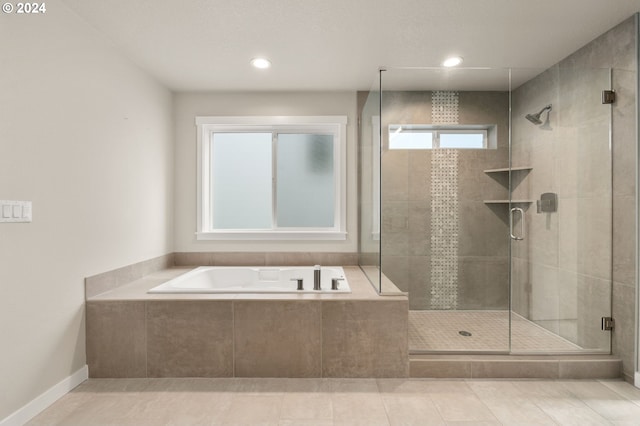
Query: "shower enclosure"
358 66 613 354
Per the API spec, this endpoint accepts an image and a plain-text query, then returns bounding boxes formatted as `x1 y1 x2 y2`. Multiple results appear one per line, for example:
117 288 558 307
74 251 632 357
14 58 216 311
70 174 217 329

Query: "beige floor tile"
511 379 576 398
280 393 333 420
377 379 474 394
382 394 445 425
219 394 283 425
334 420 390 426
282 378 332 393
481 397 557 425
561 380 640 421
225 377 289 393
332 393 389 422
581 399 640 422
466 380 525 398
534 397 612 426
600 379 640 405
278 420 333 426
328 378 380 393
430 393 499 422
26 377 640 426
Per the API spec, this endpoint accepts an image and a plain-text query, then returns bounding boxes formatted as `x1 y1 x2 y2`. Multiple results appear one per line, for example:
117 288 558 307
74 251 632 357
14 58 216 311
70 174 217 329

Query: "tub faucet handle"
313 265 321 290
291 278 304 291
331 278 344 290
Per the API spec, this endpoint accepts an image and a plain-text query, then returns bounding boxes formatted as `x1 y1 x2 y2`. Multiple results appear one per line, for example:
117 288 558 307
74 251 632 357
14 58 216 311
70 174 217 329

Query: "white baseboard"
635 371 640 389
0 365 88 426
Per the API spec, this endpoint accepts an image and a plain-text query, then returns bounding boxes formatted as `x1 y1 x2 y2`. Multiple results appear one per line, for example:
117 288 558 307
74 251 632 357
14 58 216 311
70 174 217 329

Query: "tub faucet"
314 265 321 290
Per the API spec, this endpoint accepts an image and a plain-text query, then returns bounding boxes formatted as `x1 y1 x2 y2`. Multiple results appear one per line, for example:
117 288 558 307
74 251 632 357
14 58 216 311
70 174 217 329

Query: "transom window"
196 116 347 240
388 124 496 149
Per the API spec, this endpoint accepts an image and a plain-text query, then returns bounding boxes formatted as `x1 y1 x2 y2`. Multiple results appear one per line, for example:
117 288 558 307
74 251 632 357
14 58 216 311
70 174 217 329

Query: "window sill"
196 231 347 241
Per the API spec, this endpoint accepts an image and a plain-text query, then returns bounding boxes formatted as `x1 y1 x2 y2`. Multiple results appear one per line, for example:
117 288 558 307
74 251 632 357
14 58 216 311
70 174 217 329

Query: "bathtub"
148 266 351 294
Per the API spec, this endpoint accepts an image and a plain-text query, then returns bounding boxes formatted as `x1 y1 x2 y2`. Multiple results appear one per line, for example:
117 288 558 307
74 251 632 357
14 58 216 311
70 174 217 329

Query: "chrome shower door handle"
510 207 525 241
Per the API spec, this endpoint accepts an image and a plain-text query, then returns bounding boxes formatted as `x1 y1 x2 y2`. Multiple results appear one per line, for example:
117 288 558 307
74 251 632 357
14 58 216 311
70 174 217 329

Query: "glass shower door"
509 66 613 353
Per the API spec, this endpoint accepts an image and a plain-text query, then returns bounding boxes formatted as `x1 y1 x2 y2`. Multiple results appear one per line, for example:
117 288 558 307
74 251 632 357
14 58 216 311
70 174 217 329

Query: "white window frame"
388 124 494 150
195 116 348 240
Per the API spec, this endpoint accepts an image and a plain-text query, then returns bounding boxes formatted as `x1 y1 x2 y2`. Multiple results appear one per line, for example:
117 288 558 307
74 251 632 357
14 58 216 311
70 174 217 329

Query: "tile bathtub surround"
85 301 147 378
27 377 640 425
173 251 360 267
234 301 322 377
322 300 410 378
146 301 234 377
84 253 174 299
86 267 409 379
85 252 359 298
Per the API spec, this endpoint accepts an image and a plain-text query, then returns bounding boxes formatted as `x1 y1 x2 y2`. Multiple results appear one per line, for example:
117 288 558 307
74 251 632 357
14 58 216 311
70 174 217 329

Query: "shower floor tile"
409 310 582 352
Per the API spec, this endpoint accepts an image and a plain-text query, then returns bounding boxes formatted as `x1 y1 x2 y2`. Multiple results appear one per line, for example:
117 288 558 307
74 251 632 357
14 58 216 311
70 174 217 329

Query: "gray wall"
512 16 636 378
378 91 510 310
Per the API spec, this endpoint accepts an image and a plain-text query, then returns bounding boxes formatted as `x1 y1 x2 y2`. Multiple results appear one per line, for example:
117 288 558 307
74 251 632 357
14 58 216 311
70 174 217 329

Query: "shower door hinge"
601 317 615 331
602 90 616 104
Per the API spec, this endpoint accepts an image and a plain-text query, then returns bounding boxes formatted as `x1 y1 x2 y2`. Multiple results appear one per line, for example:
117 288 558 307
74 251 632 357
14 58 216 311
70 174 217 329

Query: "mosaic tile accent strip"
429 91 460 310
429 148 459 309
431 90 459 124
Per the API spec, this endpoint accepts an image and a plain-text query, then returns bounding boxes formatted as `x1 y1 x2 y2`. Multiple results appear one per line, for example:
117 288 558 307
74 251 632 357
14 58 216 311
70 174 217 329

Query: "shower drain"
458 330 472 337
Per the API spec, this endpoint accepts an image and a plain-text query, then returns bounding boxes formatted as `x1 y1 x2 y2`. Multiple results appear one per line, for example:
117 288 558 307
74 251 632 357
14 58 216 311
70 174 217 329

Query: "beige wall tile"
559 359 621 379
576 275 612 350
409 360 471 378
234 301 322 377
173 252 214 266
214 252 266 266
471 360 558 379
146 301 233 377
612 195 636 286
322 300 409 378
612 282 636 379
86 301 146 378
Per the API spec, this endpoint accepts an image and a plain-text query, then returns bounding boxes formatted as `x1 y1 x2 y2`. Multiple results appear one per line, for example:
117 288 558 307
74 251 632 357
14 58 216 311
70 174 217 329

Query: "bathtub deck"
85 266 409 379
87 266 388 301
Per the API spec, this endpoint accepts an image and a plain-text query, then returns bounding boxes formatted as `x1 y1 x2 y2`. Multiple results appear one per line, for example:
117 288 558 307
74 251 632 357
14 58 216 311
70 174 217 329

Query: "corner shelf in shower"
483 166 533 205
483 166 532 174
483 199 534 204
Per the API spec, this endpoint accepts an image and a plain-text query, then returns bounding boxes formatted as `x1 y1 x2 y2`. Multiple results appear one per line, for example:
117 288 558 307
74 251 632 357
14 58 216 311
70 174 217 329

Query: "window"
388 124 495 150
196 116 347 240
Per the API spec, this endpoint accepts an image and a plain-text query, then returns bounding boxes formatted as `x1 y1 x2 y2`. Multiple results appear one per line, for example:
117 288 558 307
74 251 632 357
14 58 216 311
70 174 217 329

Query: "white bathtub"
148 266 351 294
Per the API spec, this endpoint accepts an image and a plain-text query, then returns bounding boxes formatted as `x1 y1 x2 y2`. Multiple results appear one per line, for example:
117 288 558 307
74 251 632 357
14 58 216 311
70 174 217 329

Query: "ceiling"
61 0 640 91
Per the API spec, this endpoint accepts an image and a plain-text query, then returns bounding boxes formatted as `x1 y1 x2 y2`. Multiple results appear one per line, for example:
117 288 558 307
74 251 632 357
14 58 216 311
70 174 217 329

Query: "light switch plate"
0 200 32 223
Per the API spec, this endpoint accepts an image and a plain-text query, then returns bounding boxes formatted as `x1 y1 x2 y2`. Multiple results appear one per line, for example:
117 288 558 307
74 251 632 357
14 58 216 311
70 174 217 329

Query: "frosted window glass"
211 133 272 229
277 134 334 227
439 132 485 148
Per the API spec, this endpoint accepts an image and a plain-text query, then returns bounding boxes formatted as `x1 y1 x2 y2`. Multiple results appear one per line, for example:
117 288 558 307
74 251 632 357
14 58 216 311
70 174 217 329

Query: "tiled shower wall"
512 16 637 380
378 91 510 310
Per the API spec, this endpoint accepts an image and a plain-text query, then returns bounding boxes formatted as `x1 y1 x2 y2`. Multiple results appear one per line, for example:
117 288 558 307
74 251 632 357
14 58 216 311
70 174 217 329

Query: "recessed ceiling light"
250 58 271 69
442 56 463 67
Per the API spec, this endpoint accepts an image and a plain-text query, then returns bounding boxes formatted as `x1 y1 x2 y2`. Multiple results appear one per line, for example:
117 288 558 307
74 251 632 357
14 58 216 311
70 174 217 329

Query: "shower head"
525 104 552 125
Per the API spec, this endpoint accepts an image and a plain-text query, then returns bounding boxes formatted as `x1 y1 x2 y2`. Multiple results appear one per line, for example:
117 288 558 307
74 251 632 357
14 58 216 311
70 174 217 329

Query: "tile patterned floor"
409 310 582 352
26 378 640 425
